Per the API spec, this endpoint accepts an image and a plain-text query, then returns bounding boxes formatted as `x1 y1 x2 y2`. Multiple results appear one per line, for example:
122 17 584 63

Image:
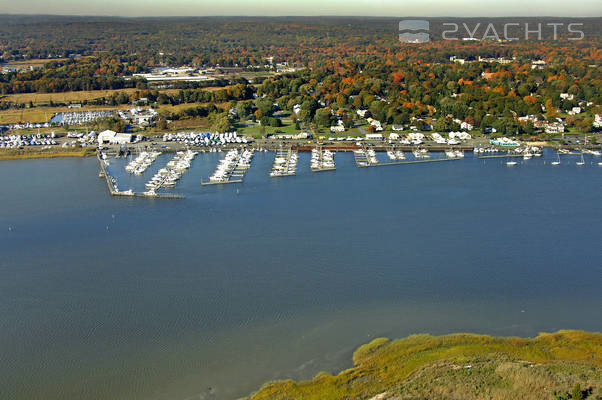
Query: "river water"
1 150 601 399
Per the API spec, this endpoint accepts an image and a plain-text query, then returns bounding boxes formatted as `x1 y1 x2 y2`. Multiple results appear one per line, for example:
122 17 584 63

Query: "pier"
353 146 378 167
311 146 336 172
270 146 298 177
201 179 244 186
98 153 184 199
357 157 461 168
478 153 524 159
202 148 254 185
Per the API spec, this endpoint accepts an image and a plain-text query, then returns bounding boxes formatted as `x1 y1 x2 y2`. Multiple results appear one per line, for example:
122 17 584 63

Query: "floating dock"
98 153 184 199
201 179 244 186
311 147 336 172
353 146 378 167
202 148 254 185
270 146 298 177
478 153 524 159
357 157 461 168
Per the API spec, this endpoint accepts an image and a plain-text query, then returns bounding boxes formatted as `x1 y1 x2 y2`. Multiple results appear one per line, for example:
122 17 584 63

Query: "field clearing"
0 88 182 106
0 99 232 124
167 118 212 131
156 102 232 114
1 58 71 69
0 84 250 106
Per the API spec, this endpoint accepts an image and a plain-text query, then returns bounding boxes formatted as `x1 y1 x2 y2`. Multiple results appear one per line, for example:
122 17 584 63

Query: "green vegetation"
248 331 602 400
1 16 600 137
0 147 95 160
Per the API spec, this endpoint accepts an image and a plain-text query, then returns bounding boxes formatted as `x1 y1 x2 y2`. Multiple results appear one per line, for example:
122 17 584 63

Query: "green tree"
255 98 275 116
314 108 333 128
210 112 233 133
236 101 253 120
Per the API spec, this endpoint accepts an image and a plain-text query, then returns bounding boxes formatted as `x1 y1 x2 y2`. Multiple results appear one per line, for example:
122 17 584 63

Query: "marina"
387 148 406 161
310 147 336 172
270 146 298 177
98 153 184 198
125 151 161 175
353 147 378 167
144 150 197 194
95 146 602 197
201 148 254 185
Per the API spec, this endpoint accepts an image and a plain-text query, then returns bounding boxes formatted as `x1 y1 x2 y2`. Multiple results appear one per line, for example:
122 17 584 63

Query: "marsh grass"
248 331 602 400
0 147 94 160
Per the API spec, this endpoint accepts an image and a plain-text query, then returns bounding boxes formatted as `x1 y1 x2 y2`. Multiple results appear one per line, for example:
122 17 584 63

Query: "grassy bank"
248 330 602 400
0 147 95 161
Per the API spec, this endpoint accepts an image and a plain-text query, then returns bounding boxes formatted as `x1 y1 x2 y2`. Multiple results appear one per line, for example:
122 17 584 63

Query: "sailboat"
551 152 560 166
576 153 585 166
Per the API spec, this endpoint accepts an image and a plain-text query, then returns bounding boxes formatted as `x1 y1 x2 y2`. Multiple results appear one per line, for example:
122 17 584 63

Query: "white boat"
576 153 585 166
506 161 518 166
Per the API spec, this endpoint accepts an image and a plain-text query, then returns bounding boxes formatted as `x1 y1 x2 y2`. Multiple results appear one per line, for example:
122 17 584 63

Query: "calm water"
1 150 601 400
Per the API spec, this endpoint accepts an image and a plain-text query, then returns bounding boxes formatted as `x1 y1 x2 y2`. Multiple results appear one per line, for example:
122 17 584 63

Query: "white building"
531 60 547 69
97 130 133 145
119 108 158 127
544 122 565 134
365 133 383 140
356 109 368 118
568 107 582 116
366 118 383 131
560 93 574 101
330 120 346 133
460 121 473 131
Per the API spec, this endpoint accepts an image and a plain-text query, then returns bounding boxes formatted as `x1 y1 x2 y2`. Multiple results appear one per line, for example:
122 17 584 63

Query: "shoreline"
0 138 599 161
0 149 95 161
248 330 602 400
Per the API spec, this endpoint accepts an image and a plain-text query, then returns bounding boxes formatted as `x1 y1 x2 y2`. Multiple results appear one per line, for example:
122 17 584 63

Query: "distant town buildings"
133 67 214 82
531 60 547 69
